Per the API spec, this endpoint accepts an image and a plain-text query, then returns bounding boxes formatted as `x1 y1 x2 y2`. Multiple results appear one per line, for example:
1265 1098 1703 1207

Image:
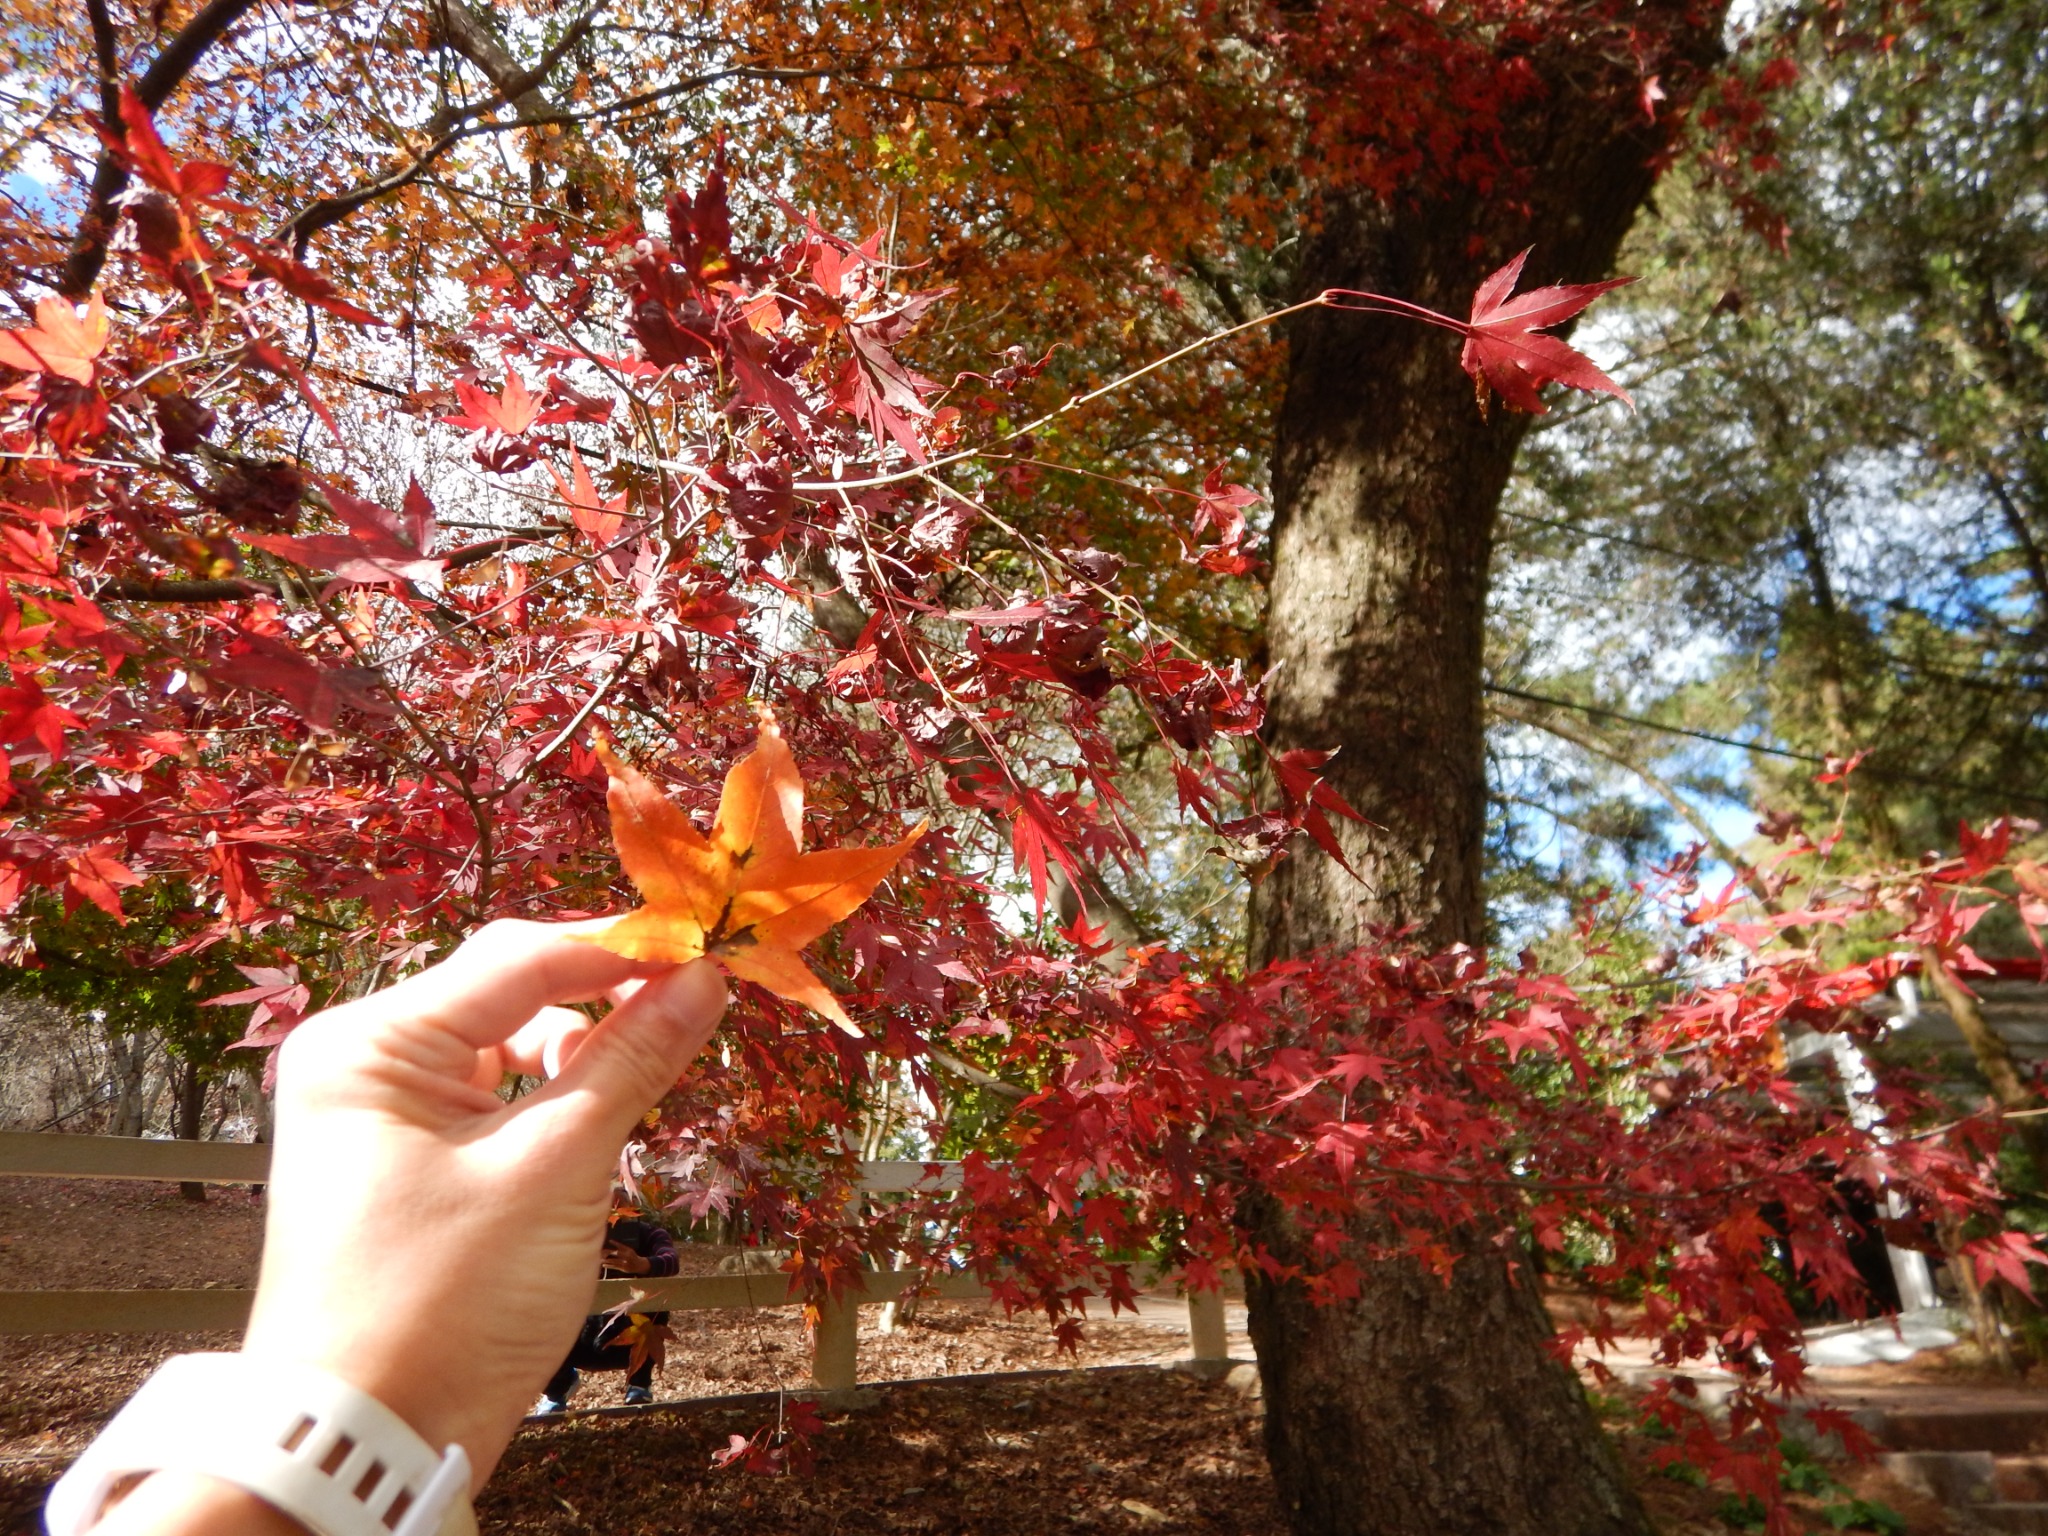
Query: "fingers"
532 960 728 1143
370 920 673 1051
496 1006 599 1081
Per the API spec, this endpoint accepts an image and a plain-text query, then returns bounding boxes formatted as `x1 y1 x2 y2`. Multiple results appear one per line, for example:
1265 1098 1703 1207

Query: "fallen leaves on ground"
482 1369 1281 1536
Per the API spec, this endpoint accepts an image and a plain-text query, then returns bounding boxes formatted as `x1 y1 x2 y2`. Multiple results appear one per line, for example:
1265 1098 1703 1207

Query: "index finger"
369 919 674 1050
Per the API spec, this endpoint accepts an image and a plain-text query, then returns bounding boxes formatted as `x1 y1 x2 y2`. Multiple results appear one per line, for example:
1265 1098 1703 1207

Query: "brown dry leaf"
617 1312 676 1379
583 712 923 1034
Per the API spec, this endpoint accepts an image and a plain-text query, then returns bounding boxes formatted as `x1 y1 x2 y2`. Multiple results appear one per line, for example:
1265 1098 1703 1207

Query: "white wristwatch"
45 1353 476 1536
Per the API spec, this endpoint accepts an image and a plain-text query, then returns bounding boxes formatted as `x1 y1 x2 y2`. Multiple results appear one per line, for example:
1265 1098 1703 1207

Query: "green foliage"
1 884 251 1082
1716 1492 1768 1529
1492 0 2048 901
1776 1437 1835 1496
1819 1498 1906 1534
1700 1441 1904 1532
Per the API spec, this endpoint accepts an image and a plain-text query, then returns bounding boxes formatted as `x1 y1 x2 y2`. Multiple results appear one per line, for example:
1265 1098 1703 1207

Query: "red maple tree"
2 52 2035 1536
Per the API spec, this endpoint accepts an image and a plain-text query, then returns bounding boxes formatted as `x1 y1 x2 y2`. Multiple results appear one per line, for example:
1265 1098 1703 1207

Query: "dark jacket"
601 1217 679 1280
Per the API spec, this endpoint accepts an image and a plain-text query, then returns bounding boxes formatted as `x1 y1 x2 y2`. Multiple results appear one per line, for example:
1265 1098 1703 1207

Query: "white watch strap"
45 1353 476 1536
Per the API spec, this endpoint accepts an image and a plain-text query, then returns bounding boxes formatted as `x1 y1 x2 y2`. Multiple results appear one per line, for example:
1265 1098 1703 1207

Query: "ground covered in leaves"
482 1368 1963 1536
0 1177 1982 1534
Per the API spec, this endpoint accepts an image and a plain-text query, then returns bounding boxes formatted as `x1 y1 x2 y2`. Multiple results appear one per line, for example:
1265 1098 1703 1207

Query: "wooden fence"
0 1133 1230 1393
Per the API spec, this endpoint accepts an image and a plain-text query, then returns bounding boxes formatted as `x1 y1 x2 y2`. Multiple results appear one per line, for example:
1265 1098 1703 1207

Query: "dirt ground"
0 1177 2004 1534
475 1370 1971 1536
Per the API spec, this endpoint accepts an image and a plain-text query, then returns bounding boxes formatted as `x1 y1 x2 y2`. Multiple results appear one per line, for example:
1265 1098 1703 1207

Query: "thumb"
536 960 728 1141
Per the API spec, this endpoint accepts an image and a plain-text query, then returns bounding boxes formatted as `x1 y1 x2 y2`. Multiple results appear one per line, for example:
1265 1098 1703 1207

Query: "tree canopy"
5 3 2048 1531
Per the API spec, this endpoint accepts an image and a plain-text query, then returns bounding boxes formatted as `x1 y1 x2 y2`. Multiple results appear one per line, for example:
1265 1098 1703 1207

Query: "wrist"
237 1330 474 1471
46 1354 476 1536
86 1471 310 1536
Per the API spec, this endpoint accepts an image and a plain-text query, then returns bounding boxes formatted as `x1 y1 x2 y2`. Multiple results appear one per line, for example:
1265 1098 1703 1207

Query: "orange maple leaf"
546 443 627 548
615 1311 675 1380
0 295 111 384
583 713 923 1035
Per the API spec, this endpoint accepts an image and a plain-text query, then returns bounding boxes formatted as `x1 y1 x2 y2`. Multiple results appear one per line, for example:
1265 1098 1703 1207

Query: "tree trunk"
1241 29 1715 1532
174 1057 208 1203
1245 1197 1645 1535
108 1029 149 1140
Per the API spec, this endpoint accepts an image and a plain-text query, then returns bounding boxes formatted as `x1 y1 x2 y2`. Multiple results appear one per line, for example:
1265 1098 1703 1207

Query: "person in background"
537 1186 680 1411
46 920 728 1536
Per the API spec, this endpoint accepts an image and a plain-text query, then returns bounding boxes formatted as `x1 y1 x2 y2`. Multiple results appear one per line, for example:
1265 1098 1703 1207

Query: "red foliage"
1 100 2035 1523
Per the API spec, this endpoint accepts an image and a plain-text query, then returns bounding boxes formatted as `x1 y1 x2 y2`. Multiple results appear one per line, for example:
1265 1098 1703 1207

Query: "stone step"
1998 1459 2048 1502
1975 1503 2048 1535
1879 1450 1994 1507
1875 1408 2048 1455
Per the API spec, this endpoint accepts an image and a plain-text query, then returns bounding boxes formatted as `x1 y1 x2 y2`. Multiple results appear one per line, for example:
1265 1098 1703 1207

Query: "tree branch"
1182 246 1254 328
279 63 890 256
925 1045 1027 1100
90 534 541 603
792 545 871 651
84 0 121 126
59 0 267 297
1985 470 2048 631
427 0 583 120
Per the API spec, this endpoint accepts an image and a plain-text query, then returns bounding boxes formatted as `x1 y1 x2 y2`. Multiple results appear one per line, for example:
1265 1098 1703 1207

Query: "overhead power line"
1484 682 2048 811
1499 509 1747 570
1487 684 1817 763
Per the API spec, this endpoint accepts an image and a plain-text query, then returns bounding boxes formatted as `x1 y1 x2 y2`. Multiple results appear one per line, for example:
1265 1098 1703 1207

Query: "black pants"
545 1312 665 1399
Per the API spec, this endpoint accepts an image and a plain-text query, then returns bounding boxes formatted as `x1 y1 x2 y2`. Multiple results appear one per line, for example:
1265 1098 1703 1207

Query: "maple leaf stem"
784 296 1333 495
784 288 1461 503
1315 290 1471 335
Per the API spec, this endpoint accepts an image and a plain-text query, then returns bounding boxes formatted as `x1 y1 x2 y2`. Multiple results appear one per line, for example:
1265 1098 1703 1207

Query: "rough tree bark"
1239 24 1721 1533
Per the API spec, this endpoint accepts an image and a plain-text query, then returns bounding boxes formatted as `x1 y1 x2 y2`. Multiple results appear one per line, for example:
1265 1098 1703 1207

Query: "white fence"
0 1133 1229 1393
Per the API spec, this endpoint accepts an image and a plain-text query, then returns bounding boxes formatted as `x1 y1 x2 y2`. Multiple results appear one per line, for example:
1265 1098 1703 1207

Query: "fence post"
1186 1285 1228 1363
811 1293 859 1391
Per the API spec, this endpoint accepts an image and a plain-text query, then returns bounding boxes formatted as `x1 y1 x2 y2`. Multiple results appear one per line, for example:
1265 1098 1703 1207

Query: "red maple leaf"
207 964 311 1045
65 843 141 921
1458 250 1633 416
227 237 385 327
0 675 84 757
204 634 390 728
242 485 444 586
443 365 540 435
1186 467 1261 575
108 85 231 204
1969 1230 2047 1300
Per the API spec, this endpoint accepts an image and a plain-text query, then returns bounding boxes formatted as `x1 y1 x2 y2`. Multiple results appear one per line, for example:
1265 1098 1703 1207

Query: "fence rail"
0 1132 971 1193
0 1130 269 1184
0 1133 1230 1389
0 1269 998 1338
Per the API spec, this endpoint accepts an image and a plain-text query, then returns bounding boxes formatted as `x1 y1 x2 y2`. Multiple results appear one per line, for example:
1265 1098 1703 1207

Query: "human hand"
600 1244 651 1276
238 920 727 1487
